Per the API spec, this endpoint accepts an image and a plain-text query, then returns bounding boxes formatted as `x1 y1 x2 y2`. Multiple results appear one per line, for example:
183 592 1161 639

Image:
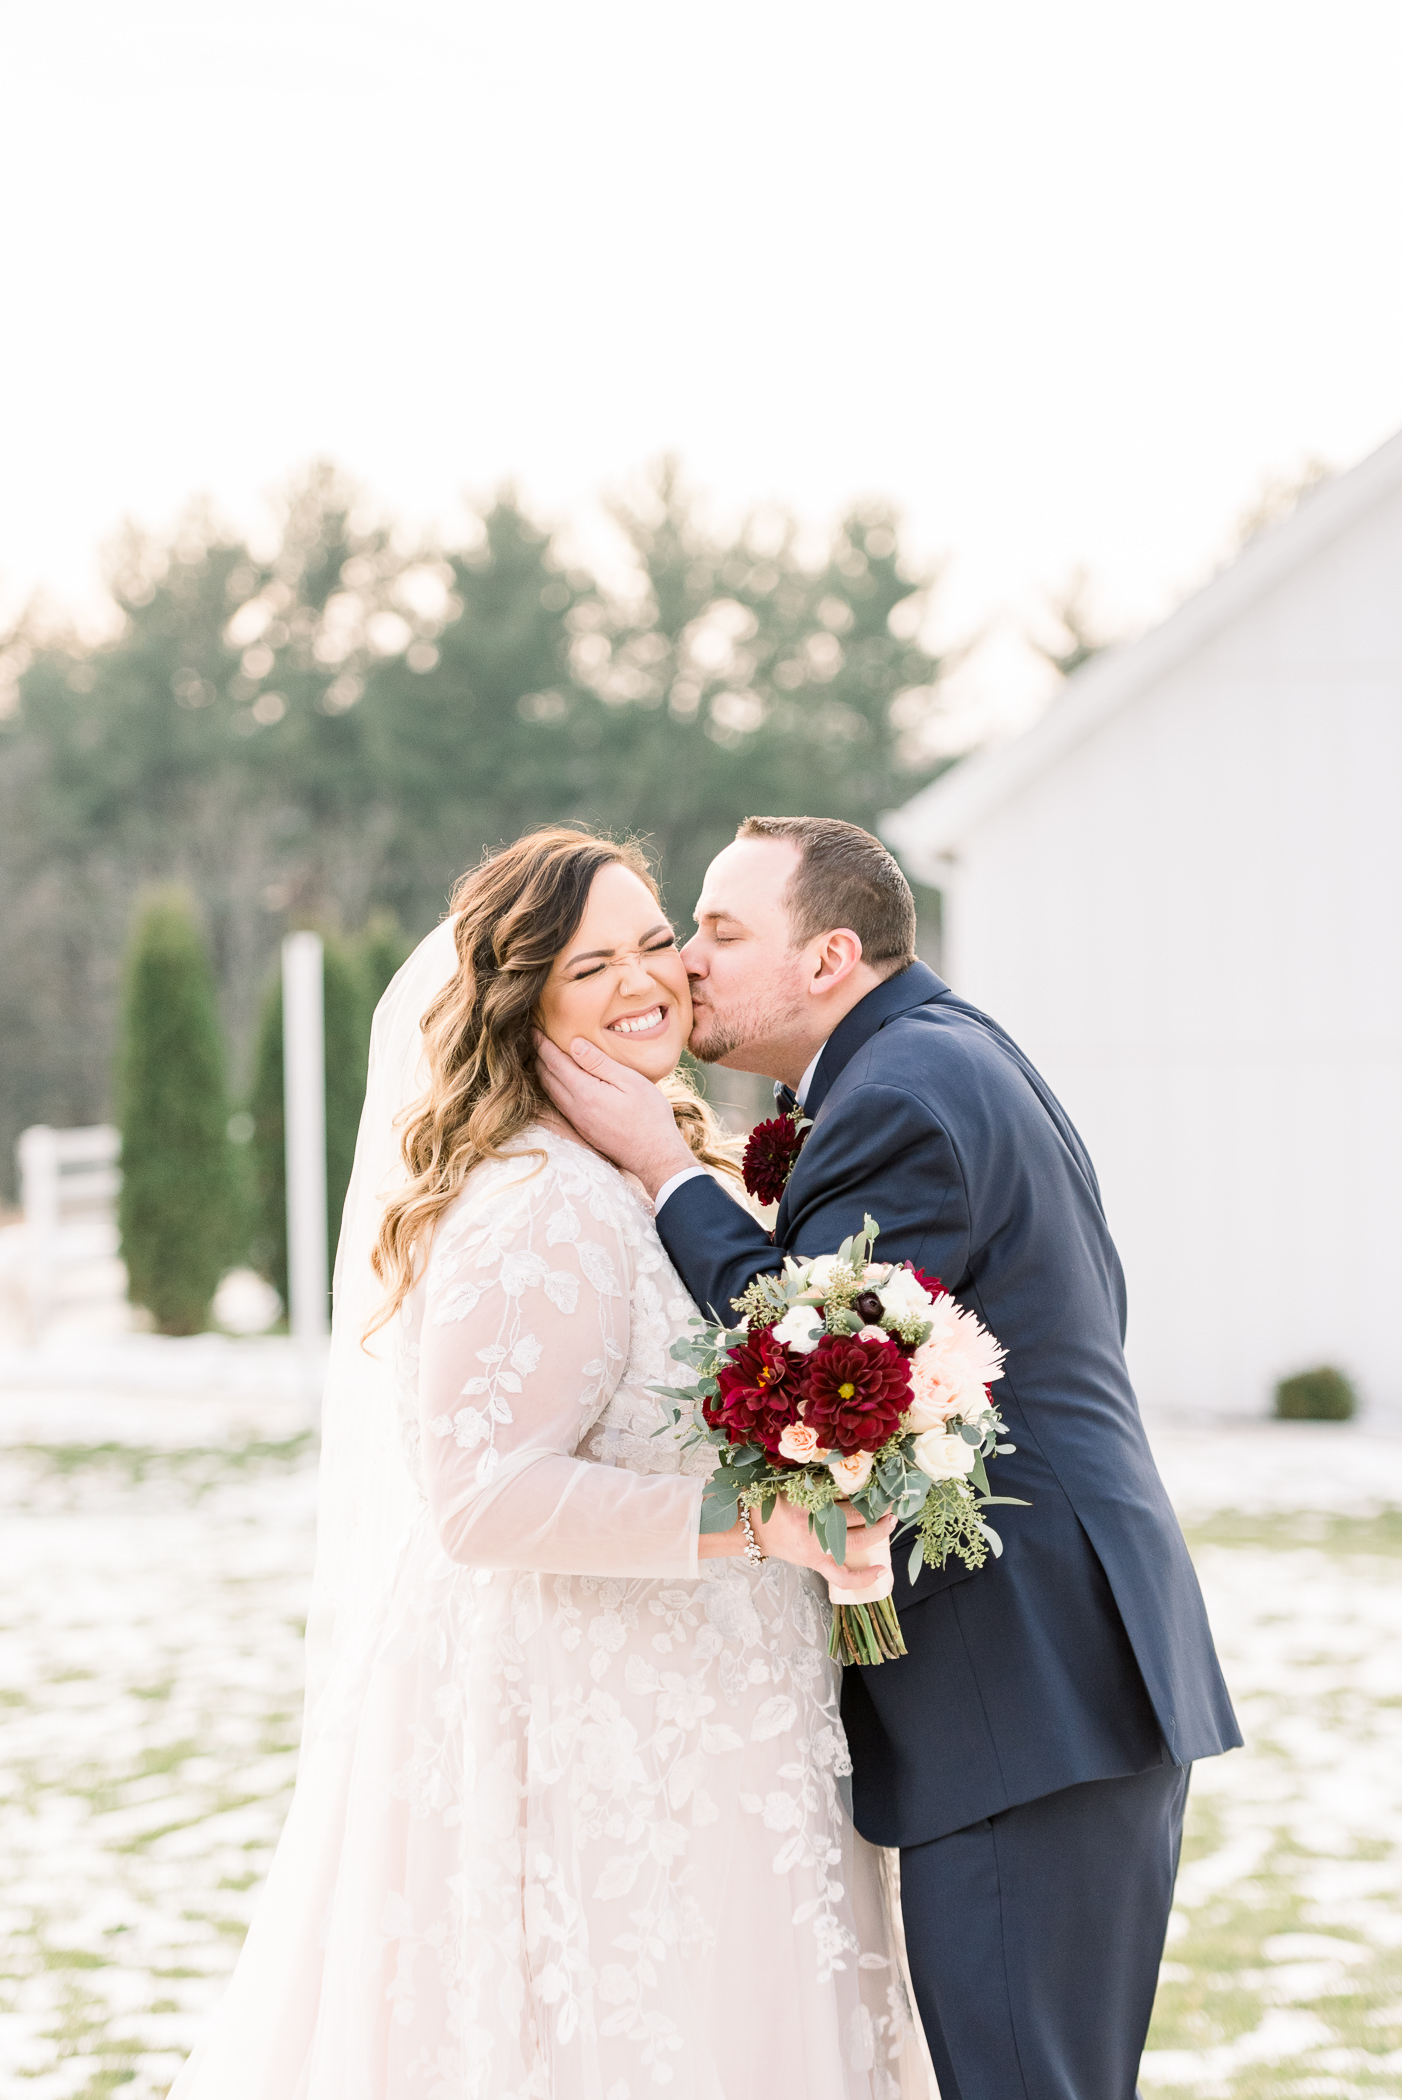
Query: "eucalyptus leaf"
699 1492 739 1533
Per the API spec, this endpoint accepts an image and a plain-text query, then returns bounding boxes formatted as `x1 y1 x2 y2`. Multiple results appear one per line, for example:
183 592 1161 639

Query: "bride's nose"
615 952 654 996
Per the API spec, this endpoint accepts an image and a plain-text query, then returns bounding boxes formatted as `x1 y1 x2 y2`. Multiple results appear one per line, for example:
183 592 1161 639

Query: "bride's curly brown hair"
370 825 740 1331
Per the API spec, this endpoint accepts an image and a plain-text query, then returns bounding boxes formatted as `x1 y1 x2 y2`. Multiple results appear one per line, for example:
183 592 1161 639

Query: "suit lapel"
803 961 947 1118
774 961 948 1234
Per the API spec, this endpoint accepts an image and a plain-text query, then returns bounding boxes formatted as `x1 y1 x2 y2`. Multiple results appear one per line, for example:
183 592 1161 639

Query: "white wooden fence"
0 1124 128 1340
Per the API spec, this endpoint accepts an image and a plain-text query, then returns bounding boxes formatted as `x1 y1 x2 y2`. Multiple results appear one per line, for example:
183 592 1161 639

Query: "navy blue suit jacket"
656 962 1240 1846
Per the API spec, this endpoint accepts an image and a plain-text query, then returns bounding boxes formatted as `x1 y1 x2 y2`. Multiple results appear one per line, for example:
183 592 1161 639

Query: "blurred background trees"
0 459 953 1208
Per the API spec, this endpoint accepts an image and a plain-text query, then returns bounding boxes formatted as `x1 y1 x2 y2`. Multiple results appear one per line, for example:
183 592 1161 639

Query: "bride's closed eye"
570 933 678 982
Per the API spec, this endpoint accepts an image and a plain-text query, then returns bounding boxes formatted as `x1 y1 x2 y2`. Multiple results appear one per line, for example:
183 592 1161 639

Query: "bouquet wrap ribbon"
827 1561 895 1607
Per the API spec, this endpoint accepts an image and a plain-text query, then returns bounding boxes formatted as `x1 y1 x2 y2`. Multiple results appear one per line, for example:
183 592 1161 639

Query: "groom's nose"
679 933 707 978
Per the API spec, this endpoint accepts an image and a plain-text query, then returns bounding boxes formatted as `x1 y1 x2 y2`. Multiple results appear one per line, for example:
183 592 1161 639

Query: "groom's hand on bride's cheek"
533 1031 695 1194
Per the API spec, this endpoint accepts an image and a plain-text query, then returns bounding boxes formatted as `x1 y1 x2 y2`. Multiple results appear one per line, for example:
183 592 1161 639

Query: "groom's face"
682 838 811 1070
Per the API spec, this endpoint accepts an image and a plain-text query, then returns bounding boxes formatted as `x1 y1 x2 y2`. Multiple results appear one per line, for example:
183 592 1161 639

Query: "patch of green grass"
1183 1508 1402 1558
9 1433 315 1496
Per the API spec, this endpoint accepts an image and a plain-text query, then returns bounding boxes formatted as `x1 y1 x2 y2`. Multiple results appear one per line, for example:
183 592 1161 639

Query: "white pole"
18 1124 60 1338
282 932 328 1345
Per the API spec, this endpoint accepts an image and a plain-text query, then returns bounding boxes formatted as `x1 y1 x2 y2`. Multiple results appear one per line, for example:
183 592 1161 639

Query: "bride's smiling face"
537 861 691 1082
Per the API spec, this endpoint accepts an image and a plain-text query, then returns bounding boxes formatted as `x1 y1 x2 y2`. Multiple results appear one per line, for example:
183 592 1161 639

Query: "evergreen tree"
247 933 375 1302
246 976 286 1300
1 460 953 1196
353 912 412 1015
323 936 372 1258
116 892 236 1334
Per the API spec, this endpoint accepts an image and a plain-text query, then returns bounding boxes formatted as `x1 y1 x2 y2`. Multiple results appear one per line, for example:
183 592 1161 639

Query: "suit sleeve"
655 1083 973 1311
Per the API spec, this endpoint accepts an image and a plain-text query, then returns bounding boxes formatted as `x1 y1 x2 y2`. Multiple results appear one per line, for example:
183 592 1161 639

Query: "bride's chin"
607 1026 684 1081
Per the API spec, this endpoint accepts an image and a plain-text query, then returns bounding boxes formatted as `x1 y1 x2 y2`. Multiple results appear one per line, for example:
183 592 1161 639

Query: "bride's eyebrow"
564 920 675 967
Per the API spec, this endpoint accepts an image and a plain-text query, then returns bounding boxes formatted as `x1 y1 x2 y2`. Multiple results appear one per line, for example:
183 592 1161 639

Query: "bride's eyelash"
571 935 677 983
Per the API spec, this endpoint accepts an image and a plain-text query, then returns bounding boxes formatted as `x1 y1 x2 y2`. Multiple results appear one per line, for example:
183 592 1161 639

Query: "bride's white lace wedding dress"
172 1127 922 2100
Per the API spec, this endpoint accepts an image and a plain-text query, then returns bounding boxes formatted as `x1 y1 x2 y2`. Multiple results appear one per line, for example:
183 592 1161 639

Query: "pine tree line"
0 459 952 1201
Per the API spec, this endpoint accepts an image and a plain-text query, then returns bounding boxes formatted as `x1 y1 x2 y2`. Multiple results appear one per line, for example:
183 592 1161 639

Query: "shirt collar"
796 1042 825 1109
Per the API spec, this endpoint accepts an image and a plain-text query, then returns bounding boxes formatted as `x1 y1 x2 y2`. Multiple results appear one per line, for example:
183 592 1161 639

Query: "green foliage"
355 912 411 1014
246 933 378 1302
115 893 236 1335
1274 1365 1357 1421
246 977 286 1298
912 1479 991 1578
0 458 949 1196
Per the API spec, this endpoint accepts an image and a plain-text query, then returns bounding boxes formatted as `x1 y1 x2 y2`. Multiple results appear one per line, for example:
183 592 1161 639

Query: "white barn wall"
934 489 1402 1417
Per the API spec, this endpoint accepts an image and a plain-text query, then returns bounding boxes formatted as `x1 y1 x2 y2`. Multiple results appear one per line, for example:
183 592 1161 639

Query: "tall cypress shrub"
116 892 236 1335
247 934 374 1303
356 912 411 1016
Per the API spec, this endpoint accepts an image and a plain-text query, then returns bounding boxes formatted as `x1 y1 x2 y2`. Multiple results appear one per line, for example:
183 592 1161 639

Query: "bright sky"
6 0 1402 733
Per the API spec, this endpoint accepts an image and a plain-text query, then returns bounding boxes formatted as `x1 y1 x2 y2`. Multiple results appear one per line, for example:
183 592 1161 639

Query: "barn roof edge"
883 426 1402 878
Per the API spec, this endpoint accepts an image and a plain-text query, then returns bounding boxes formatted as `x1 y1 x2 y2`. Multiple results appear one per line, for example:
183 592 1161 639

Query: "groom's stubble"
685 966 809 1076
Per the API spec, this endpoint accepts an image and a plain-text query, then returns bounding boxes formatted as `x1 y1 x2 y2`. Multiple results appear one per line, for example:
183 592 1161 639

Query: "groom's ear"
808 928 864 992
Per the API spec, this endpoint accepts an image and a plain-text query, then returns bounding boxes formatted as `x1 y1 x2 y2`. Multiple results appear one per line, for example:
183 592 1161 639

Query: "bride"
171 826 924 2100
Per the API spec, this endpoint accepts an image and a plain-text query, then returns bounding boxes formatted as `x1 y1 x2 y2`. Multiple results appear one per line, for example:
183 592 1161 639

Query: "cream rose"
828 1449 875 1494
911 1426 978 1480
772 1304 825 1354
778 1421 830 1464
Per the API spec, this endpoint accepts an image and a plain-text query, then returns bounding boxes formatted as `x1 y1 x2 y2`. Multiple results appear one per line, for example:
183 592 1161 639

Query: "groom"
539 814 1240 2099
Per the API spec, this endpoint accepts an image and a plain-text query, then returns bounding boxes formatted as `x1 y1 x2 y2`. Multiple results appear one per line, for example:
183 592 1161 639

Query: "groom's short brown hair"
737 816 917 977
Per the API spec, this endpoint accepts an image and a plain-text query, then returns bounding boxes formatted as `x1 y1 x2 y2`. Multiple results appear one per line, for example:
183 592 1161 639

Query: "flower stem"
828 1596 908 1666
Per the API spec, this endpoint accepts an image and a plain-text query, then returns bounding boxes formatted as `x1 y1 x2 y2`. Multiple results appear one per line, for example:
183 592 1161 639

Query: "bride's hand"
750 1499 895 1595
535 1031 696 1195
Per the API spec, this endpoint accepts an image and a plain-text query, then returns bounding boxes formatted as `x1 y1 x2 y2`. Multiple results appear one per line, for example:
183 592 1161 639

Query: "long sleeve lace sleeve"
417 1149 704 1580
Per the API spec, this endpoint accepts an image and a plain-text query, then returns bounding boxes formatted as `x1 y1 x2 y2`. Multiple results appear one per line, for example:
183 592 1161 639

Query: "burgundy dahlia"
799 1335 912 1455
708 1328 798 1453
741 1113 808 1204
905 1264 948 1303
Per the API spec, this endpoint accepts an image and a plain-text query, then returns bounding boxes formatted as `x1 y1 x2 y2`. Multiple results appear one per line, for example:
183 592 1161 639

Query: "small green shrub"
1274 1366 1357 1422
246 930 384 1300
116 892 237 1335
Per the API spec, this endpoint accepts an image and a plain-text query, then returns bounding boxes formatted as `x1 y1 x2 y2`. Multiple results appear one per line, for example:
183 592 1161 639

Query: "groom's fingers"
535 1029 636 1099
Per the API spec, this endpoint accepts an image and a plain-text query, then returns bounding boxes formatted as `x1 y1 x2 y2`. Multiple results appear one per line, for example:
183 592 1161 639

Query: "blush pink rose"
827 1449 875 1494
777 1420 831 1464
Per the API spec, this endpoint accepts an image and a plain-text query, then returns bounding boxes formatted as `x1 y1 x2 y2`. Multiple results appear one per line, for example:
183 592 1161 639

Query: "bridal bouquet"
659 1218 1024 1665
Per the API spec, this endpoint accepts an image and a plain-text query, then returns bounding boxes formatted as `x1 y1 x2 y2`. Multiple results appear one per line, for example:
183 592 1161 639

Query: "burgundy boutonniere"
741 1104 811 1204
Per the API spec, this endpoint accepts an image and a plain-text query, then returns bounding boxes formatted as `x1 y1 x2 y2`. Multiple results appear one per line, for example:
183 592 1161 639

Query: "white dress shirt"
654 1041 827 1218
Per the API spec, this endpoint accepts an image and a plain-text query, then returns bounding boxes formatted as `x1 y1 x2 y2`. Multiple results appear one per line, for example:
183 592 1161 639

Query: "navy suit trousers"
898 1763 1189 2100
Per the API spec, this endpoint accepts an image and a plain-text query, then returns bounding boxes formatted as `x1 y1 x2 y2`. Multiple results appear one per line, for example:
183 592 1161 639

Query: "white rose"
911 1427 978 1480
802 1255 842 1292
778 1421 830 1463
772 1304 824 1354
828 1449 874 1494
875 1266 940 1323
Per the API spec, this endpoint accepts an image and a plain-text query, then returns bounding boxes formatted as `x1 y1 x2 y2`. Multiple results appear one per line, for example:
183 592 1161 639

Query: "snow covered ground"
1 1354 1401 2098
